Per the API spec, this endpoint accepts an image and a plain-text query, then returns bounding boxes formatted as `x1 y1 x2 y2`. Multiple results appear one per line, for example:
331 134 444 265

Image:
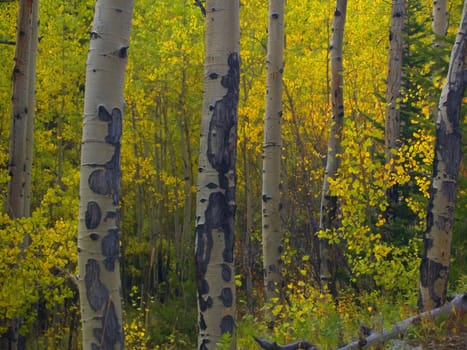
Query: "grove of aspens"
0 0 466 349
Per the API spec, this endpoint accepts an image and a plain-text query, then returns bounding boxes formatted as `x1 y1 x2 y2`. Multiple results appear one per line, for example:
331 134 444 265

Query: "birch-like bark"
7 0 34 219
319 0 347 296
432 0 448 38
77 0 133 348
194 1 240 349
385 0 406 203
262 0 285 305
419 0 467 311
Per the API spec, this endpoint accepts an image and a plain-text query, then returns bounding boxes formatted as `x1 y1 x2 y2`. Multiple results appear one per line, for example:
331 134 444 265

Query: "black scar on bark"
198 295 213 312
219 288 233 307
205 191 235 263
419 257 448 308
85 106 122 206
207 52 239 177
267 280 275 292
220 315 235 334
199 313 207 331
88 144 121 205
92 300 123 349
85 201 101 230
101 229 119 271
98 105 122 145
198 278 209 294
221 263 231 282
195 223 213 279
85 259 109 311
104 211 117 221
90 233 100 241
200 339 210 350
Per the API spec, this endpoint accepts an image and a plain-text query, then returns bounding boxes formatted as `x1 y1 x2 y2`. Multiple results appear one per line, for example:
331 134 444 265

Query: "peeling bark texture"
262 0 285 306
419 0 467 312
77 0 134 349
385 0 406 204
8 0 35 219
318 0 347 297
195 1 239 349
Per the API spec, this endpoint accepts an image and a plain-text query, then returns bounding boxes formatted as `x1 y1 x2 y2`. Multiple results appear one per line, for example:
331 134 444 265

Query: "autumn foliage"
0 0 466 349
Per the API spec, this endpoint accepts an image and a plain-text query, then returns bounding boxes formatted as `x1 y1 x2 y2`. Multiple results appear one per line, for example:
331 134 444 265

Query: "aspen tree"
77 0 133 348
23 0 38 217
432 0 448 38
385 0 406 204
7 0 35 219
6 1 37 348
261 0 285 305
194 1 240 349
319 0 347 297
419 0 467 311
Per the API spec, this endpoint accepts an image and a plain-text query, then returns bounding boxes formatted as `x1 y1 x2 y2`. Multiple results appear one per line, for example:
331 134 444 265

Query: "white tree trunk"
194 1 240 349
77 0 133 348
262 0 285 304
8 0 35 219
419 0 467 312
319 0 347 296
432 0 448 37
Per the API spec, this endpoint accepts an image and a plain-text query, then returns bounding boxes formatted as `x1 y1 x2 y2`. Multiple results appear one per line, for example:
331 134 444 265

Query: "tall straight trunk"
23 0 38 217
261 0 285 305
6 1 37 348
319 0 347 296
419 0 467 311
385 0 406 204
242 127 254 311
194 1 240 349
77 0 133 348
7 0 34 219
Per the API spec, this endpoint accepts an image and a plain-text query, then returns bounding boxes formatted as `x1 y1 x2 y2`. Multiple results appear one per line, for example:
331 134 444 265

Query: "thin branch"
0 39 15 46
194 0 206 17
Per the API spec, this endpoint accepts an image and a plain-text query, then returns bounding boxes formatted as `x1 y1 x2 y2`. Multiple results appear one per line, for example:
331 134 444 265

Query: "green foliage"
236 282 419 349
0 0 466 347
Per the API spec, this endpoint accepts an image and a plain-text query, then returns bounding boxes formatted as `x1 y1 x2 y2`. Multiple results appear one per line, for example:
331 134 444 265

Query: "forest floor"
425 314 467 350
427 328 467 349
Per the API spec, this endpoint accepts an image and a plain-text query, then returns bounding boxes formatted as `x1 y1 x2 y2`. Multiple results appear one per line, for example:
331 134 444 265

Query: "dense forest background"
1 0 467 349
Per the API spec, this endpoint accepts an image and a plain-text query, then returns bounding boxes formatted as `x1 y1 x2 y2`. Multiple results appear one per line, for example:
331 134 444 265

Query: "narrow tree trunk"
194 1 240 349
242 127 254 311
385 0 406 204
6 1 36 348
77 0 134 348
318 0 347 296
8 0 34 219
419 0 467 311
23 0 38 217
262 0 285 305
